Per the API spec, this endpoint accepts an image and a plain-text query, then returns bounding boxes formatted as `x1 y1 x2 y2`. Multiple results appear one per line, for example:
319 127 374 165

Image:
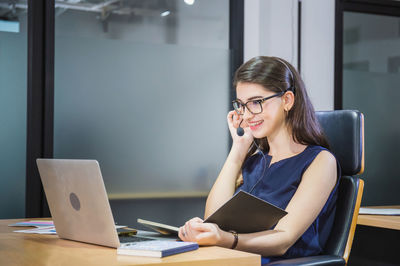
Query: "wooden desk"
357 205 400 230
0 219 260 266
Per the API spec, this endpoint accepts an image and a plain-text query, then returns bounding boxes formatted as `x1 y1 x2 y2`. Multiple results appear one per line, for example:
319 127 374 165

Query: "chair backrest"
316 110 364 176
316 110 365 263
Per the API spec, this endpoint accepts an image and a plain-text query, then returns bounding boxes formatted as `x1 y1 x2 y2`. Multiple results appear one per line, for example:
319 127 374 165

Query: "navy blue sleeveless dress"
235 145 341 264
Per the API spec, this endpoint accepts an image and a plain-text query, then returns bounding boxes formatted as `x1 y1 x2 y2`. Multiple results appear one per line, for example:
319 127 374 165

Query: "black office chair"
267 110 365 266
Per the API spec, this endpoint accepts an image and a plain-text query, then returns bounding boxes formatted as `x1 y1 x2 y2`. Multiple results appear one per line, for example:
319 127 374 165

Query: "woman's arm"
236 150 337 256
183 150 338 257
204 111 253 219
204 147 245 218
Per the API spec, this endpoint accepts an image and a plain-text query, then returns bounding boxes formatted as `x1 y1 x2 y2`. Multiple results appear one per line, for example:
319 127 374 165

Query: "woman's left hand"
178 217 229 246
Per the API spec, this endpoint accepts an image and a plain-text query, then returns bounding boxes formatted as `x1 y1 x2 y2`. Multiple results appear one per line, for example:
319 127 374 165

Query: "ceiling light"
184 0 195 5
161 10 170 17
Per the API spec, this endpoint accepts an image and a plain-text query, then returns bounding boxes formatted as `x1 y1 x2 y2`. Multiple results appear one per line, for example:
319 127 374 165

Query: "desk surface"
357 205 400 230
0 219 260 266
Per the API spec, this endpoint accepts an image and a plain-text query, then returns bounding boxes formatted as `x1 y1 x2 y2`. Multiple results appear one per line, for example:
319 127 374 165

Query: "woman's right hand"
227 110 254 153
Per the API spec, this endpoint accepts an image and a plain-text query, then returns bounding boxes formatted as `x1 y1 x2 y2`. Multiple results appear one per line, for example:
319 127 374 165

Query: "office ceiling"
0 0 176 20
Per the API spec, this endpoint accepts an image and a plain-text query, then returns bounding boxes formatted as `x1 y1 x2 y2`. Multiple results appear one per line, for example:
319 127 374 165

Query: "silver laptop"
36 159 154 248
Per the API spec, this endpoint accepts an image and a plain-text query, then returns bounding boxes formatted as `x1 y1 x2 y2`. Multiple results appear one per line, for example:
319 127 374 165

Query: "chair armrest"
265 255 345 266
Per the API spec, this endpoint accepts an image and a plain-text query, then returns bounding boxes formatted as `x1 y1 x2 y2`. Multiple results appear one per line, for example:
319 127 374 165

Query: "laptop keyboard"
119 235 154 243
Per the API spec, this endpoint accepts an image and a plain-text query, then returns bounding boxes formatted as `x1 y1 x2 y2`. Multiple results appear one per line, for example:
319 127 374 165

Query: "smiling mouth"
249 120 263 130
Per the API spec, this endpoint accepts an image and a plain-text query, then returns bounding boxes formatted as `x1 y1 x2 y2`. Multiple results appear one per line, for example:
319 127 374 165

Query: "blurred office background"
1 0 232 223
1 0 400 264
52 0 230 224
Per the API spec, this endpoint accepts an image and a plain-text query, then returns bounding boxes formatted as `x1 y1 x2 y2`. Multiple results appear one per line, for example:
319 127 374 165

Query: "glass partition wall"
53 0 230 198
0 0 27 218
342 11 400 205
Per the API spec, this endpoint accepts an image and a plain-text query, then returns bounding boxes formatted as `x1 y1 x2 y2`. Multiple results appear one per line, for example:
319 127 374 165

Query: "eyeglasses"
232 91 285 115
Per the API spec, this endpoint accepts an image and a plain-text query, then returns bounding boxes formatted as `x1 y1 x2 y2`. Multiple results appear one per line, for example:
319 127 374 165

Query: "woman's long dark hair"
233 56 330 161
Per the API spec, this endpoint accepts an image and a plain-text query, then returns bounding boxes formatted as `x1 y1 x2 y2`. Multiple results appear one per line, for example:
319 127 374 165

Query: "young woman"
178 56 340 263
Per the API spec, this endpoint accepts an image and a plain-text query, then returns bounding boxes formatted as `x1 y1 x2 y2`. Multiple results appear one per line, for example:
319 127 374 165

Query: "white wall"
244 0 335 111
244 0 298 67
301 0 335 111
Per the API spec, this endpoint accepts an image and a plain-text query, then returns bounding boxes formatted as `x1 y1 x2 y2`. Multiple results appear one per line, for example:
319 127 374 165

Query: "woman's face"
236 82 286 139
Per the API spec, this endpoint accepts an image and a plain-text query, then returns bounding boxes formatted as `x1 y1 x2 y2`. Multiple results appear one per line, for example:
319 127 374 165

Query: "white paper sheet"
359 207 400 216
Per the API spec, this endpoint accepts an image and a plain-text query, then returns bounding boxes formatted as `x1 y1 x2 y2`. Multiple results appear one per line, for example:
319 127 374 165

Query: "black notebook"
204 190 287 233
138 191 287 235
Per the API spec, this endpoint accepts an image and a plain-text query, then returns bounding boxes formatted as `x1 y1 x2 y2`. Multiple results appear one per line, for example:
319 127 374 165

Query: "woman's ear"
283 91 295 111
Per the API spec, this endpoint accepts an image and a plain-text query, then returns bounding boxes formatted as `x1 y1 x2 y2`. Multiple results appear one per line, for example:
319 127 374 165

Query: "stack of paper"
8 220 57 235
8 220 128 235
13 226 57 235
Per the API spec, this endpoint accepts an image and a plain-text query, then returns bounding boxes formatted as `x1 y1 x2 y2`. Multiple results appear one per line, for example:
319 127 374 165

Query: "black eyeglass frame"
232 90 287 115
